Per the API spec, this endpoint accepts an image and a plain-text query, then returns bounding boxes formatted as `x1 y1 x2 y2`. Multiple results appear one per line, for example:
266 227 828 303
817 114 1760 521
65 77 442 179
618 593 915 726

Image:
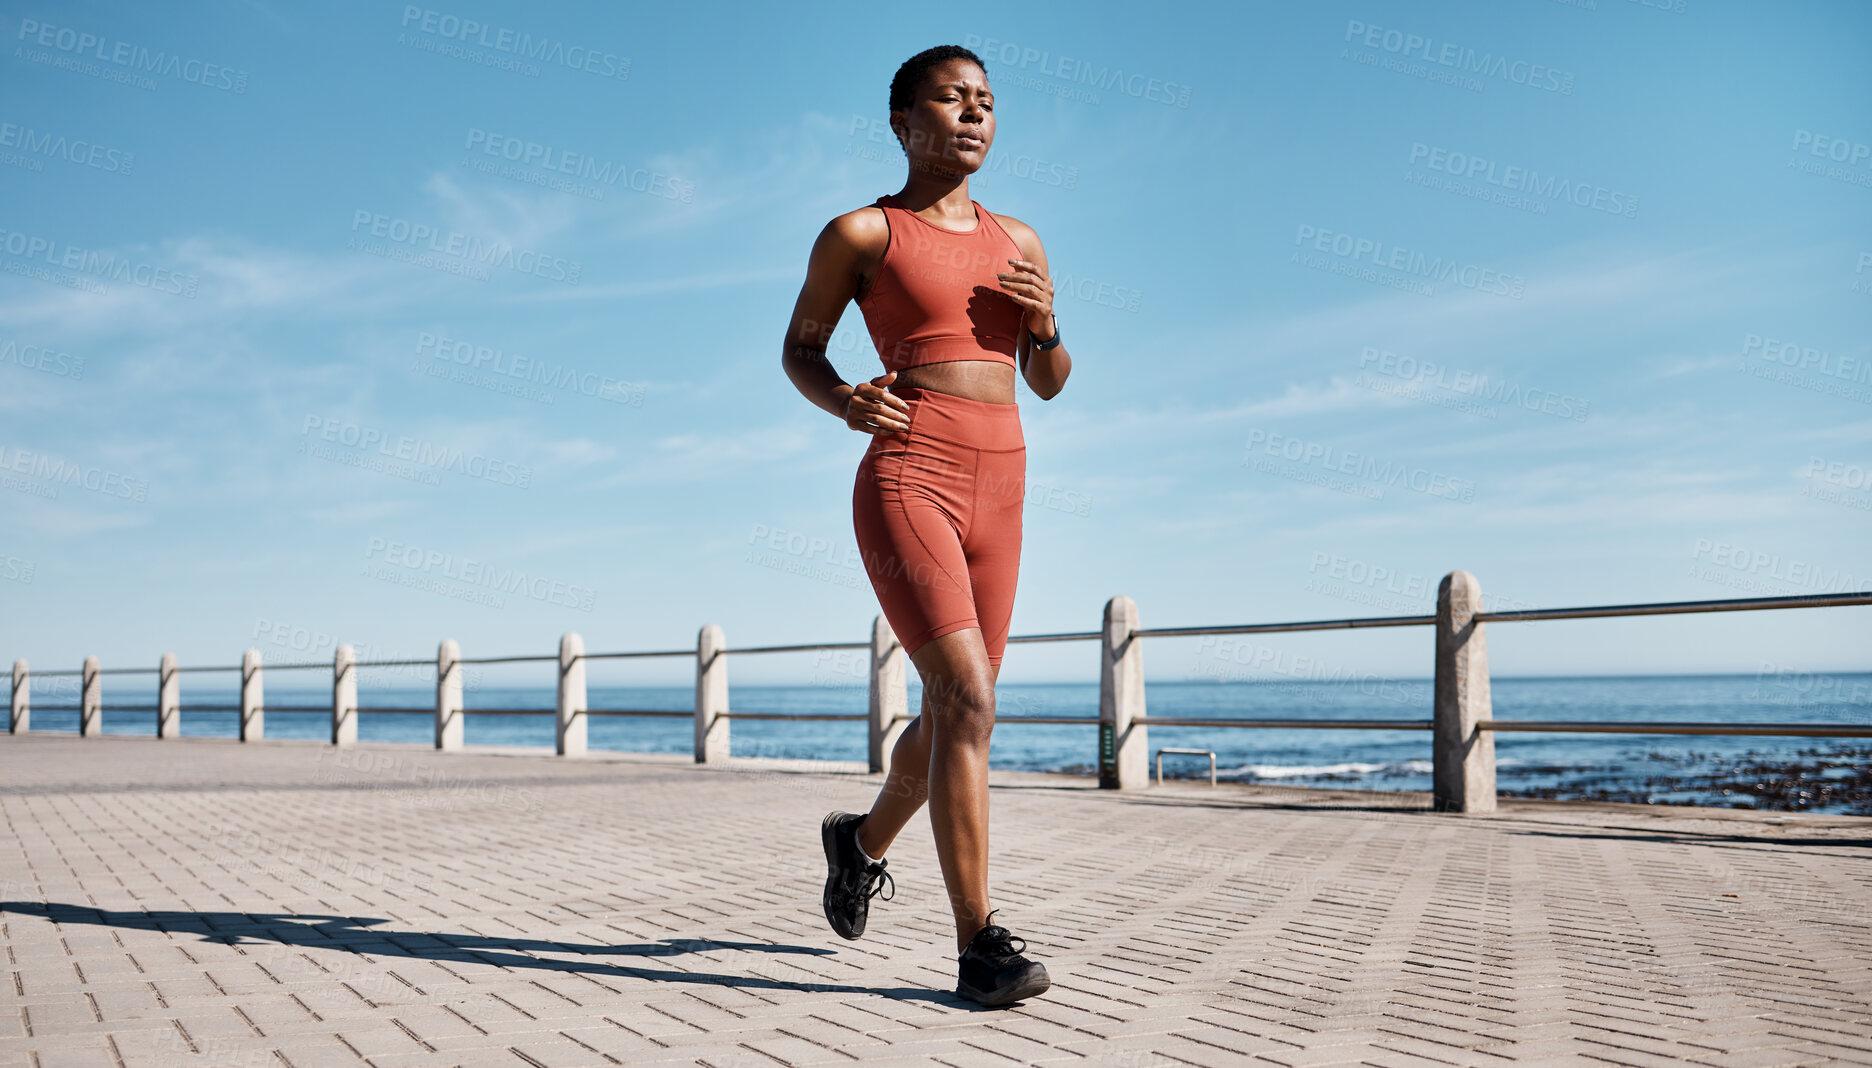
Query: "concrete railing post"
868 615 908 774
11 659 28 733
157 653 179 739
239 649 263 742
332 644 357 747
1099 595 1148 790
435 639 463 750
557 632 586 757
1434 570 1496 813
81 655 101 737
694 624 728 763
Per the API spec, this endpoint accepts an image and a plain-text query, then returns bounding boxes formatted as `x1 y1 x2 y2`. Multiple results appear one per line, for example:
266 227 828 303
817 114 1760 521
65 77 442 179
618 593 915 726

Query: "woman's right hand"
845 372 912 436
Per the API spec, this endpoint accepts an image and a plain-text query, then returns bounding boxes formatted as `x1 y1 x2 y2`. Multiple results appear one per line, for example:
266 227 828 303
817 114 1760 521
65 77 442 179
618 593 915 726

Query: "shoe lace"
838 858 893 906
971 912 1027 961
861 860 896 903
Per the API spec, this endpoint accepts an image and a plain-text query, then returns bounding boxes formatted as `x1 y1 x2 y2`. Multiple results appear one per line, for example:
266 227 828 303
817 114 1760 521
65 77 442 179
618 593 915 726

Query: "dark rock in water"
1499 744 1872 815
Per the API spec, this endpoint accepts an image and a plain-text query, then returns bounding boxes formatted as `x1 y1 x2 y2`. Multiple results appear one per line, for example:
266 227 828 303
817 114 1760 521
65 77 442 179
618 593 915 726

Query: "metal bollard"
1156 747 1217 786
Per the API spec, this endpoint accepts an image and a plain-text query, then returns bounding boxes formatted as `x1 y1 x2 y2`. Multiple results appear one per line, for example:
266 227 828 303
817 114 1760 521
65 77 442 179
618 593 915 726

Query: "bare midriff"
889 359 1018 405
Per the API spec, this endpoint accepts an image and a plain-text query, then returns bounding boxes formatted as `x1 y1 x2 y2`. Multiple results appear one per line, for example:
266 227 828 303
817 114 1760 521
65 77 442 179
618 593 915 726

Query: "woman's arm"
780 212 910 435
998 217 1071 401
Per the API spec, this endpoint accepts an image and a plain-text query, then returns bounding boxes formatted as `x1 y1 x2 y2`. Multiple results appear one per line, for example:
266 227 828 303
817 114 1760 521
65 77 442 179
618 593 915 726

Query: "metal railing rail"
458 655 557 665
719 640 869 655
579 650 691 661
1476 720 1872 738
26 703 320 714
1474 589 1872 623
1004 628 1102 645
19 591 1863 681
1136 716 1434 729
10 579 1866 811
1134 615 1437 639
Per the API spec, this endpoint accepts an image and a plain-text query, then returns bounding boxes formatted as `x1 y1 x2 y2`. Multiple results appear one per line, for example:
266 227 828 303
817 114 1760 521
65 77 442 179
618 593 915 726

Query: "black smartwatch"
1031 316 1062 351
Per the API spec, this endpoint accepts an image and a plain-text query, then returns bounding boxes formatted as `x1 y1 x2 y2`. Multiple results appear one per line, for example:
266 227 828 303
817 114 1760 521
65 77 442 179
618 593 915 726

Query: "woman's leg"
853 686 932 856
854 627 999 951
855 638 1002 862
847 402 1025 953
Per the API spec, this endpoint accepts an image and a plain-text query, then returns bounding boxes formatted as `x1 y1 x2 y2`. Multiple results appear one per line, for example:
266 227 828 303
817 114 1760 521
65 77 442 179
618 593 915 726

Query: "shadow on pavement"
1 900 977 1006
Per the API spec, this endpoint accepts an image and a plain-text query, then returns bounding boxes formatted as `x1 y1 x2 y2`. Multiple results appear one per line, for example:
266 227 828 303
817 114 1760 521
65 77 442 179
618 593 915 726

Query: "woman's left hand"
997 258 1056 340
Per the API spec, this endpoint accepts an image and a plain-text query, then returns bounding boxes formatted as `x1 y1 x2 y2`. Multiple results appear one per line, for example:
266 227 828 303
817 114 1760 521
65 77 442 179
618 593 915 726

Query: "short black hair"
888 45 987 150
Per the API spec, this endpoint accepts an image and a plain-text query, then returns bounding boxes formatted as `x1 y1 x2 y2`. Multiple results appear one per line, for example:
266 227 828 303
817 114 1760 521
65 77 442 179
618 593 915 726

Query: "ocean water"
15 674 1870 813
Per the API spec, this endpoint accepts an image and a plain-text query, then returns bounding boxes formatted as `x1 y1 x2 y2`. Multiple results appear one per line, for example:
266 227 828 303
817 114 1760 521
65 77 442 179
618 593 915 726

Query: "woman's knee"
926 674 997 744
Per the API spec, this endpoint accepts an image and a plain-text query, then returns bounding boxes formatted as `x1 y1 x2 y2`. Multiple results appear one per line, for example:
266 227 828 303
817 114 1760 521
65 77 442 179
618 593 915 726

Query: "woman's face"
893 58 994 178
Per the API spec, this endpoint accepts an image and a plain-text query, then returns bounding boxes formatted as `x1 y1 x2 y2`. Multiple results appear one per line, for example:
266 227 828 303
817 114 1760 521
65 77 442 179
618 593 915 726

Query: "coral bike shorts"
852 386 1026 666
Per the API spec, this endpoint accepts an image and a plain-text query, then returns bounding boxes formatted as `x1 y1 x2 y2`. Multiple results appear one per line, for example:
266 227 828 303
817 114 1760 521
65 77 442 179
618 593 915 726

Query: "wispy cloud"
587 420 820 486
1645 353 1735 380
3 496 156 537
502 265 799 303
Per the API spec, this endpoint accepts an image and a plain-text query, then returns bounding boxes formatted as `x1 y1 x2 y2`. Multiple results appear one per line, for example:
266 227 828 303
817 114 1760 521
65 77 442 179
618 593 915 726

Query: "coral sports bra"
856 193 1027 372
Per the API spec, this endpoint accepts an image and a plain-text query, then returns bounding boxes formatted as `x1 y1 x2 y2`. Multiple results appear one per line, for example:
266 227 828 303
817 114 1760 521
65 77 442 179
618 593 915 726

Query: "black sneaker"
821 810 894 939
956 915 1051 1007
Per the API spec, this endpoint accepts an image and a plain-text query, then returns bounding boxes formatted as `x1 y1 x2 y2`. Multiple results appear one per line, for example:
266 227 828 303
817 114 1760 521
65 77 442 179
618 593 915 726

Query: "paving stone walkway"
2 735 1870 1067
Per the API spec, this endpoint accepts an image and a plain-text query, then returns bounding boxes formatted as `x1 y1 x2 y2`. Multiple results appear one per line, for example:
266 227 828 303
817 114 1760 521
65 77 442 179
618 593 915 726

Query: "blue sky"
1 0 1867 689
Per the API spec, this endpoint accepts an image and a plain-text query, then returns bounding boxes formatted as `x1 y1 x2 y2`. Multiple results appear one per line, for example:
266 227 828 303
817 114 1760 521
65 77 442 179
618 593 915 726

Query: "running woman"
780 45 1070 1007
